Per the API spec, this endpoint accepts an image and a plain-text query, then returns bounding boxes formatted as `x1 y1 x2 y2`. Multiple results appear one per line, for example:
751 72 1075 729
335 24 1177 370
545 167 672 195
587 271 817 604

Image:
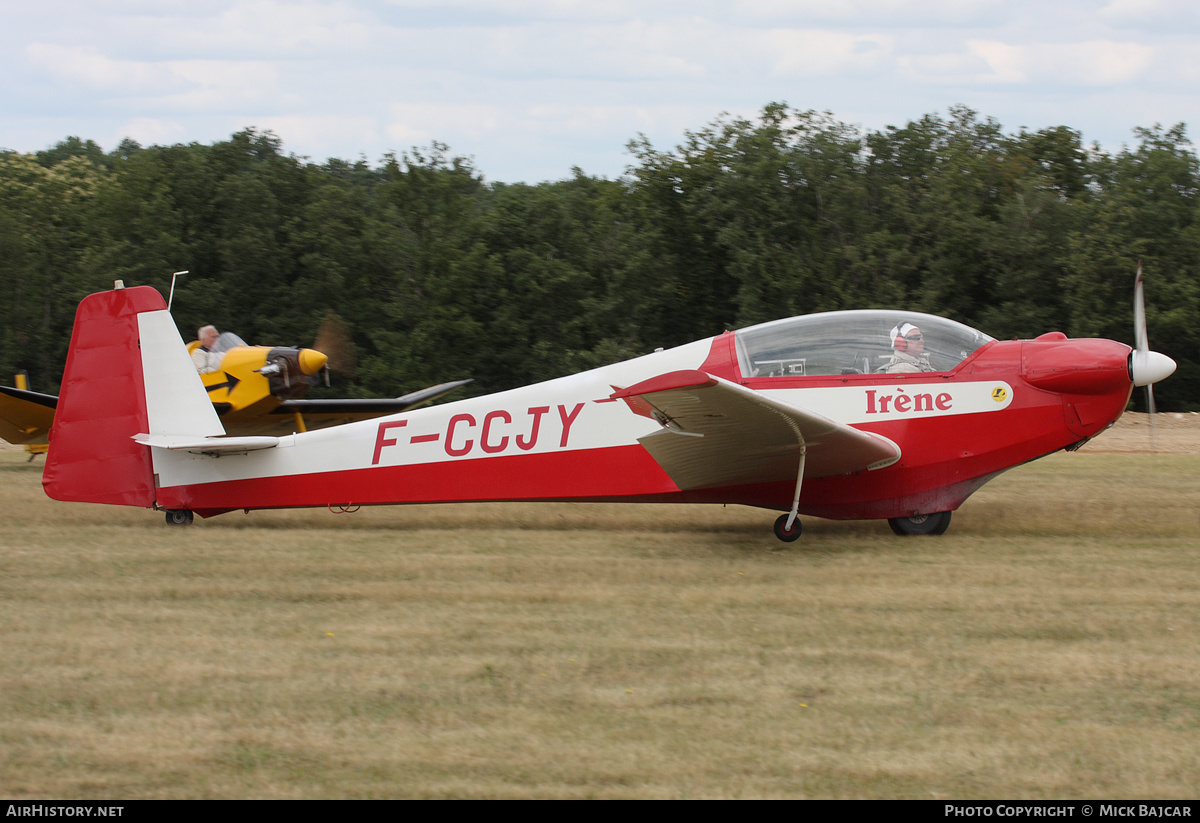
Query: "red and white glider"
43 281 1175 540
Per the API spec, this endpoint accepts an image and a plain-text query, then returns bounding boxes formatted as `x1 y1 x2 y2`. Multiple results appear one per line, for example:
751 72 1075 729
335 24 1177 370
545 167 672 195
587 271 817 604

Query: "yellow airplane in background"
0 372 54 459
1 334 470 458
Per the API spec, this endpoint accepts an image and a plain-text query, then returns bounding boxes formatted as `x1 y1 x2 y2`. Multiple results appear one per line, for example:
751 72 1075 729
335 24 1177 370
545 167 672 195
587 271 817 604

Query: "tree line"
1 103 1197 409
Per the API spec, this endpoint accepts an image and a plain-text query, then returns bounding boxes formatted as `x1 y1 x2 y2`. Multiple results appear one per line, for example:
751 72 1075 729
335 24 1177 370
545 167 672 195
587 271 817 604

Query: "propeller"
1130 264 1176 393
1129 262 1177 442
313 310 358 383
260 311 356 396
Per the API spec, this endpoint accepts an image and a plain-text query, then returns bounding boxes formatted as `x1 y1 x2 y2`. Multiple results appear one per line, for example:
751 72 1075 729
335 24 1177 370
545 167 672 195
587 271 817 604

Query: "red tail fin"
42 286 166 507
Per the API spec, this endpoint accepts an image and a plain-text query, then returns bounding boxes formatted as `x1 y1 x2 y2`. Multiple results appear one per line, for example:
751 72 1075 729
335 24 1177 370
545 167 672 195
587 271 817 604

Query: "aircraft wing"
612 370 900 491
2 379 474 443
266 379 474 431
0 385 57 445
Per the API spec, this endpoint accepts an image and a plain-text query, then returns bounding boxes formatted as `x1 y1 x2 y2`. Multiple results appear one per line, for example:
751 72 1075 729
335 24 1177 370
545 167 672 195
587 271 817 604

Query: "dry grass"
1 418 1198 798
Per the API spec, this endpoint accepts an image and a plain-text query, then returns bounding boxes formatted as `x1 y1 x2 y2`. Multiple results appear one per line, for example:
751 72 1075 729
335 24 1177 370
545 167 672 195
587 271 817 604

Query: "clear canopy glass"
213 332 248 353
734 311 994 378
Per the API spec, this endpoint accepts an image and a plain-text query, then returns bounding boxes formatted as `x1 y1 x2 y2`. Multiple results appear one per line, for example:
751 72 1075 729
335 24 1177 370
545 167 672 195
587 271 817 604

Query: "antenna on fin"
167 270 189 311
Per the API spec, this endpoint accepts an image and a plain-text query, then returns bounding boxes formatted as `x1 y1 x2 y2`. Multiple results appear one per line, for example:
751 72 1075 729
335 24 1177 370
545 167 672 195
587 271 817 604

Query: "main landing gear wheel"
887 511 951 536
773 514 802 542
165 509 194 526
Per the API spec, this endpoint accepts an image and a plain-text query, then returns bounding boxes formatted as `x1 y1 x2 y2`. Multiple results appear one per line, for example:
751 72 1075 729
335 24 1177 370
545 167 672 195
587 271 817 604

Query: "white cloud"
901 39 1154 88
380 0 681 23
900 47 1007 86
379 0 1011 27
160 60 285 111
729 0 1009 26
386 103 478 144
25 43 288 113
21 1 379 61
191 0 376 57
254 114 382 159
119 117 189 146
25 43 180 94
761 29 893 77
5 0 1200 180
1099 0 1200 28
971 40 1153 87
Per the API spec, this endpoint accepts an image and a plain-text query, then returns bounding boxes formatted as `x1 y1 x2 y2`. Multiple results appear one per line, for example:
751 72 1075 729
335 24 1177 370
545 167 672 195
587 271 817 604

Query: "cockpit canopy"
212 332 248 354
734 311 994 378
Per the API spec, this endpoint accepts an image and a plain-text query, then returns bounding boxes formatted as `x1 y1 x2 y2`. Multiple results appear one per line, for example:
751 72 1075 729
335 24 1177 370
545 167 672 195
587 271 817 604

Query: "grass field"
1 436 1198 798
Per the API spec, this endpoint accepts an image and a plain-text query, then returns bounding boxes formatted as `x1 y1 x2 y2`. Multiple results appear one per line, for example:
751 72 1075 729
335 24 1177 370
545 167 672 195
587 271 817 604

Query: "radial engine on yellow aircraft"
188 333 329 416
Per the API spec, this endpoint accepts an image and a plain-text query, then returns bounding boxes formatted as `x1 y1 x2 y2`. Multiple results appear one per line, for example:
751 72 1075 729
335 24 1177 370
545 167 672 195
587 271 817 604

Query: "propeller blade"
1132 262 1172 450
313 310 358 380
1134 260 1149 353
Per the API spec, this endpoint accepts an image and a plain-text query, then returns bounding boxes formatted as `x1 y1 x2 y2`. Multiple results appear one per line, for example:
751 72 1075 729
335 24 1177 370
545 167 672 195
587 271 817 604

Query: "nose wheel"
165 509 194 526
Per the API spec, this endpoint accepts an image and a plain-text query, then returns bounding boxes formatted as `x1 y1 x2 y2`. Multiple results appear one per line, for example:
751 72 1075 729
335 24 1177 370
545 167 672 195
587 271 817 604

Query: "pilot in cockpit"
191 325 225 374
879 322 935 373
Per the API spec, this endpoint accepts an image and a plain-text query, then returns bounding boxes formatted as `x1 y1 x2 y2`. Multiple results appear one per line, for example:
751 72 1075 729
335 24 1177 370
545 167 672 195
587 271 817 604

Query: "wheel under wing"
612 370 900 492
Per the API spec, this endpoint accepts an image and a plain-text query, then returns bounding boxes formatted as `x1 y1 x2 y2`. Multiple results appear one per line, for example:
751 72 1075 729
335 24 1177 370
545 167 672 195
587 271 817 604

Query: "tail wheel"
887 511 951 536
165 509 194 526
773 514 802 542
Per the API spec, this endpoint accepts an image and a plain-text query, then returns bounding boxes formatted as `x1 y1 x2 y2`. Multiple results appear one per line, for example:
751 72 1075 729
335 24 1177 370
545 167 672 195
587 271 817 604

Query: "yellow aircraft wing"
228 380 475 435
0 385 56 446
0 380 472 444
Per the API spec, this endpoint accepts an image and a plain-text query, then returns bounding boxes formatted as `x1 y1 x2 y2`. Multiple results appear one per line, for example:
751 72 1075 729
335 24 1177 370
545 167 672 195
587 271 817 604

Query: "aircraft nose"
1130 350 1176 387
297 349 328 376
1022 338 1132 395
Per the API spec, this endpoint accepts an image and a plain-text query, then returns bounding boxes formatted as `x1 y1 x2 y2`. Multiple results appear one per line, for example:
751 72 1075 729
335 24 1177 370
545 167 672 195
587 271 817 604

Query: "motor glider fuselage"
42 286 1141 523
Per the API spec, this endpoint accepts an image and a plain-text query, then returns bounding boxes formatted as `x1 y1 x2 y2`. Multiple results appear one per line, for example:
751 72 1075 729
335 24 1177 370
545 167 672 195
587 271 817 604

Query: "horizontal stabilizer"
613 370 900 491
133 433 289 455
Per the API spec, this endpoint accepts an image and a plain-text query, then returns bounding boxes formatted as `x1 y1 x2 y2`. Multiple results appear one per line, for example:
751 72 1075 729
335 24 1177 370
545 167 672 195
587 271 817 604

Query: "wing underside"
0 386 57 445
612 370 899 491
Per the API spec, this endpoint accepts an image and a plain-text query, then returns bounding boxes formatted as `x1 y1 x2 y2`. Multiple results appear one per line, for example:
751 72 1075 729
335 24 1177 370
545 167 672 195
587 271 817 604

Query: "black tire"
773 513 802 542
165 509 194 526
887 511 951 536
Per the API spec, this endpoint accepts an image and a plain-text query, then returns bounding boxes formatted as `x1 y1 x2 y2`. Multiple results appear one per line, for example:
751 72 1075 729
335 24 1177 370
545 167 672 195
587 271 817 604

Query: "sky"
4 0 1199 183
